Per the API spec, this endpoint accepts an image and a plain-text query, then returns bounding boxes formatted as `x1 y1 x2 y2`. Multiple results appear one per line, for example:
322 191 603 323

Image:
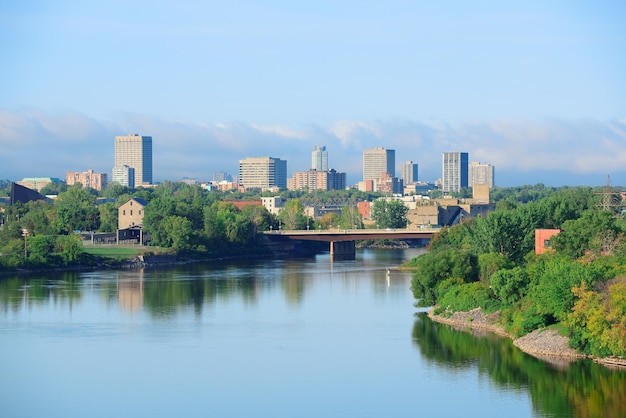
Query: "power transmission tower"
596 175 622 214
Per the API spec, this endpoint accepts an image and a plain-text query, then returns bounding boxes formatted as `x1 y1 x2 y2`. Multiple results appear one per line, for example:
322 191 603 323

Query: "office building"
112 165 135 189
401 161 418 185
239 157 287 190
363 147 395 181
311 145 328 171
114 134 153 186
469 162 495 188
442 152 468 193
66 169 108 191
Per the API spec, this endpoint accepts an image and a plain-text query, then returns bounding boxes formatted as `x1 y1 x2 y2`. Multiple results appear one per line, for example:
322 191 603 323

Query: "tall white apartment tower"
441 152 468 193
363 147 395 181
401 161 418 184
311 145 328 171
114 134 153 187
469 162 495 188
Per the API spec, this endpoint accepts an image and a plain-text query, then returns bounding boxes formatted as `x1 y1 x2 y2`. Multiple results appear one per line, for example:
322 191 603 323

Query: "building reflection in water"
117 270 144 312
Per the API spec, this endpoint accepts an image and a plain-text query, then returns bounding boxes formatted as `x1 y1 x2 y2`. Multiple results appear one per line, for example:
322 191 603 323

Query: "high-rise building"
469 162 495 188
66 169 108 191
114 134 153 187
441 152 468 193
112 165 135 189
401 161 418 185
311 145 328 171
239 157 287 190
363 147 395 181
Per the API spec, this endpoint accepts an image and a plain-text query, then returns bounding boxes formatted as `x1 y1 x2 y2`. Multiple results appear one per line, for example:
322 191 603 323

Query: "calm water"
1 248 625 418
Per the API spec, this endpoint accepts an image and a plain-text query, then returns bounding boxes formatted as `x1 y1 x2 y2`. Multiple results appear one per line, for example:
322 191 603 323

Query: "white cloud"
0 108 625 187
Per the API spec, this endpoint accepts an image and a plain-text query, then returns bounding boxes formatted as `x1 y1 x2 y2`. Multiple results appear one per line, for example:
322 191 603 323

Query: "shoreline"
427 307 626 369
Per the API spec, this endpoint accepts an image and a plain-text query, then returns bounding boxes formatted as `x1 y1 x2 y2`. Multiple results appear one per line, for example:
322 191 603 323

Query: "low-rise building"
118 198 148 229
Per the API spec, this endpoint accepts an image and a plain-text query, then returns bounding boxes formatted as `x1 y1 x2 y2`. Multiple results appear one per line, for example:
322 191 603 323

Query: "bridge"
263 228 440 258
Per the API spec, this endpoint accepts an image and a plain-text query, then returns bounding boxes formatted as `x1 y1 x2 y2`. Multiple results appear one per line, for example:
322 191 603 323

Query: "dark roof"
10 183 48 205
130 197 148 206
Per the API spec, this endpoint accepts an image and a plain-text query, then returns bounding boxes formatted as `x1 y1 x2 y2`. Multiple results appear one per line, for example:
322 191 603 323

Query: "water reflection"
2 249 626 418
412 313 626 417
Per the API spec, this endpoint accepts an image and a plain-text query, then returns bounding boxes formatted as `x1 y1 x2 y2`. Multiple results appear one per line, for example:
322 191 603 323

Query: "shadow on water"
412 312 626 418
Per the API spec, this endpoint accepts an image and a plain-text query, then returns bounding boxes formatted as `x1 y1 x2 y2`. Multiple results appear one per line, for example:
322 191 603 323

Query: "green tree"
478 252 512 286
490 266 529 305
103 183 133 199
552 210 624 259
410 248 479 306
338 205 363 229
371 199 408 229
98 202 119 232
162 215 194 250
55 233 83 264
53 187 100 234
279 199 307 230
143 196 176 246
26 235 56 266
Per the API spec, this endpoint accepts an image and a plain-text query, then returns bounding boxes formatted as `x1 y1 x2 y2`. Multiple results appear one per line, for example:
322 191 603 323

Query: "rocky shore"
428 307 626 368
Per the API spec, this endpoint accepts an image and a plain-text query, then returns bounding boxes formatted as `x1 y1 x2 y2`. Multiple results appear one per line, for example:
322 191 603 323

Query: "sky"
1 0 625 187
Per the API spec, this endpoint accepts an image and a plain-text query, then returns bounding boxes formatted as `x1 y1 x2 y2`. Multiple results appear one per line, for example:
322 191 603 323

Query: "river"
1 248 624 418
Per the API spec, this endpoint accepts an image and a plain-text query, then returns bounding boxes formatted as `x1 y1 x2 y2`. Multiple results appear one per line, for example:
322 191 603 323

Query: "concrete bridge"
263 228 440 258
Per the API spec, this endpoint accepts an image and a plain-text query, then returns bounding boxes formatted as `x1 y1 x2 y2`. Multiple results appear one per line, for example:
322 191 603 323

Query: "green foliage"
552 210 624 259
437 282 499 313
102 183 133 199
97 202 118 232
490 266 530 305
478 252 512 286
527 256 602 323
161 215 194 250
55 234 84 263
279 199 308 230
371 199 408 228
39 181 68 196
338 206 363 229
53 187 100 234
566 280 626 357
428 221 474 252
410 248 479 306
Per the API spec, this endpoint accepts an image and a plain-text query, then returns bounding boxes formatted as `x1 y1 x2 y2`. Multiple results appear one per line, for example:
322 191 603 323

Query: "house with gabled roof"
118 198 148 230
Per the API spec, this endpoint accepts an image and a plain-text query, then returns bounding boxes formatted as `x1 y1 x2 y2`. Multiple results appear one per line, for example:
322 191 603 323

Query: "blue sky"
1 1 625 186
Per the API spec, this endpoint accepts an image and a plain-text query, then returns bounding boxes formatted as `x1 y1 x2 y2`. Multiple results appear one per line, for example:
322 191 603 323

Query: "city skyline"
1 2 625 187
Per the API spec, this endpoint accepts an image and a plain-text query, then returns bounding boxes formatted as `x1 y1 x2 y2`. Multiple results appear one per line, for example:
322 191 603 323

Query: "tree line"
406 186 626 358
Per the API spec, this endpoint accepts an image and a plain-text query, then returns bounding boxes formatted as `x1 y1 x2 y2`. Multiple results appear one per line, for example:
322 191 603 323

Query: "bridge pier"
330 240 355 259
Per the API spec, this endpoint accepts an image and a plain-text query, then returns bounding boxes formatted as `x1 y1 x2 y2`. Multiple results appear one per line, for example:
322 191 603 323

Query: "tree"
143 196 176 246
410 248 479 306
371 199 408 229
478 252 512 286
241 205 272 237
552 209 625 259
53 187 100 234
103 183 133 199
162 215 194 250
490 267 529 305
55 233 83 264
338 205 363 229
279 199 307 230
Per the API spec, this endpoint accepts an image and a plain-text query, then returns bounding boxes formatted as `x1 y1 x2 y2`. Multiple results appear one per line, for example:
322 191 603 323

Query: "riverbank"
428 307 626 368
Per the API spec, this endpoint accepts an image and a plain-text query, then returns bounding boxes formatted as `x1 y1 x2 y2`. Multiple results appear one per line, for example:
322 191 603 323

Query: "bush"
436 282 500 313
